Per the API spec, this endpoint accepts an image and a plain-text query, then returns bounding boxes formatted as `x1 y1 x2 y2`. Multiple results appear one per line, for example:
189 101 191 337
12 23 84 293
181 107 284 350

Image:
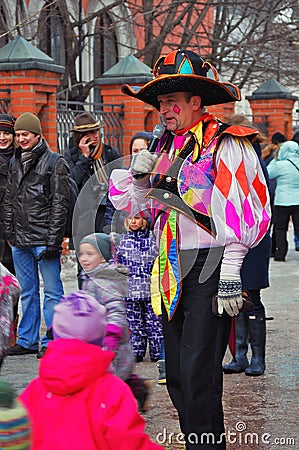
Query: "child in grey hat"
79 232 152 412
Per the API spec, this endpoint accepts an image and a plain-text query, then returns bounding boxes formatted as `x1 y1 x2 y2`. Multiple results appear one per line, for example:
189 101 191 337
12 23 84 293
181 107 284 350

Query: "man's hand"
131 149 158 178
79 135 93 158
45 246 61 260
217 277 243 316
36 246 61 261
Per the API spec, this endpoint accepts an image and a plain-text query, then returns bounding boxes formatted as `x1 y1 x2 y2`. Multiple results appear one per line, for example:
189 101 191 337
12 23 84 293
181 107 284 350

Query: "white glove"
131 149 157 177
217 277 243 316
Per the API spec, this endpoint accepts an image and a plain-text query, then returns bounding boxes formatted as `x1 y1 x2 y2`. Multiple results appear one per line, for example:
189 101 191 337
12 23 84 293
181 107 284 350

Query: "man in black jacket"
4 112 70 358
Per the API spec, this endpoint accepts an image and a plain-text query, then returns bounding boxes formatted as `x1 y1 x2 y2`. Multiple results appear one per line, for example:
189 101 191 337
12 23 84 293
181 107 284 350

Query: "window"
94 13 118 78
0 3 9 48
37 1 66 67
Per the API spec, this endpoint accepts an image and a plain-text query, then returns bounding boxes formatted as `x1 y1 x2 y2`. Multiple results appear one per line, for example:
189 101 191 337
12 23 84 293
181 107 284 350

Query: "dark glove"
36 246 61 261
45 245 61 260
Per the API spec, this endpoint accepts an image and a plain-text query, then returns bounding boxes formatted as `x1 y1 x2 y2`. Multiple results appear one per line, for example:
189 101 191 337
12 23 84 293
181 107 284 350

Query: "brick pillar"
0 70 63 151
96 55 160 157
207 102 236 120
99 83 159 156
0 37 64 152
246 78 298 139
247 98 297 140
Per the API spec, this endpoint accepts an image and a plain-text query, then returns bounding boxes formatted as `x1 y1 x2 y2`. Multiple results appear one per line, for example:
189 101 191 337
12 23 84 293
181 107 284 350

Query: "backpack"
46 152 79 238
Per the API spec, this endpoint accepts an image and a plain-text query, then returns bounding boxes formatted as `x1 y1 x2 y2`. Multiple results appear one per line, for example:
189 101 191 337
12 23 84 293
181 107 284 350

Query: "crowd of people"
0 47 298 449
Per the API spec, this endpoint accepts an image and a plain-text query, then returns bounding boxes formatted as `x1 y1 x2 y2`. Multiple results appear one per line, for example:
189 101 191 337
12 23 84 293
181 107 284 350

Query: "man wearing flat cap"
110 49 271 449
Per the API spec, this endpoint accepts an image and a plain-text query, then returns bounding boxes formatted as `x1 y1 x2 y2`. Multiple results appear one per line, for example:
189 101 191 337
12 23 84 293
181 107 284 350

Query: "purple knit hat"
52 290 106 346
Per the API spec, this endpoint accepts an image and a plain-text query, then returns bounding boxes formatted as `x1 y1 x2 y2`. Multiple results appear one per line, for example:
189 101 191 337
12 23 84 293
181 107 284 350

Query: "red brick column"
99 83 159 157
207 102 236 120
0 68 62 151
247 98 296 140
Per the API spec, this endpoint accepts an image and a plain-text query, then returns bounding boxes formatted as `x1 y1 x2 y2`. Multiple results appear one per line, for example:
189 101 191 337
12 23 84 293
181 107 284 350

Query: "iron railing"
0 88 11 113
57 100 124 155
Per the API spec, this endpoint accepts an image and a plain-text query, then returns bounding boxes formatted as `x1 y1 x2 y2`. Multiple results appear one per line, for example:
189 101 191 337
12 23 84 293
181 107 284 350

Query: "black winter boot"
223 312 249 374
245 312 266 376
157 359 166 384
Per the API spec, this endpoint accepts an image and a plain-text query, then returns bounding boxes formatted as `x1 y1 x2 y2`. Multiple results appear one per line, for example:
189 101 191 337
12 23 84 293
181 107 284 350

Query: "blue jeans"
12 246 64 349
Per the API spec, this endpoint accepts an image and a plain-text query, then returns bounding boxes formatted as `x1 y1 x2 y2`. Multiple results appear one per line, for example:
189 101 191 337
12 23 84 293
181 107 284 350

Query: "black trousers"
274 205 299 260
162 248 231 449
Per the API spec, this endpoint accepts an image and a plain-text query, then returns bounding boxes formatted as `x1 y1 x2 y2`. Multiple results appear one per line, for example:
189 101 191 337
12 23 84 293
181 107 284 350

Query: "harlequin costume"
109 50 271 449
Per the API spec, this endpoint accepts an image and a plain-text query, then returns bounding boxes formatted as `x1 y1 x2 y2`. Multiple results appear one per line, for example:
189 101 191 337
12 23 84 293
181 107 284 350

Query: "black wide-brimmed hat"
121 49 241 109
70 112 102 133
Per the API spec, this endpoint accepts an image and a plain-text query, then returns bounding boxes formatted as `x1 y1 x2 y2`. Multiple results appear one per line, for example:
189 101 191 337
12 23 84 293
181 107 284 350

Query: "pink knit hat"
52 290 106 346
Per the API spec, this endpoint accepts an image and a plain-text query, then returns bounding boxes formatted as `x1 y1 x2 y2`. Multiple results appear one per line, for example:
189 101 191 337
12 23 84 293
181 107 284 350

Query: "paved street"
1 232 298 449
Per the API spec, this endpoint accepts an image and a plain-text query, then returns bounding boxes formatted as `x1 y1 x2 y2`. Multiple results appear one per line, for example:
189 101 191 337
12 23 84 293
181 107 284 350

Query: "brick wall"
100 84 159 156
248 98 295 140
0 68 61 151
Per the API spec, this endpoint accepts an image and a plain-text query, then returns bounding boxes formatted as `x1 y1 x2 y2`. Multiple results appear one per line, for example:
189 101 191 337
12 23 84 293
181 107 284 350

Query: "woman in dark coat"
222 115 271 376
0 114 16 274
0 113 19 343
262 132 287 255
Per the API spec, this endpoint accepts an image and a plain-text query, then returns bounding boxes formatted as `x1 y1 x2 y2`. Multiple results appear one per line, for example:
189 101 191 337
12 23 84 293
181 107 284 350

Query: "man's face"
81 130 99 148
157 92 201 132
15 130 40 151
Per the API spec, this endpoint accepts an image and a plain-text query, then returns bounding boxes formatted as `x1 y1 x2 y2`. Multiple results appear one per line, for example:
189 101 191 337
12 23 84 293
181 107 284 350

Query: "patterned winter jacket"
81 262 135 381
0 263 20 359
116 226 158 301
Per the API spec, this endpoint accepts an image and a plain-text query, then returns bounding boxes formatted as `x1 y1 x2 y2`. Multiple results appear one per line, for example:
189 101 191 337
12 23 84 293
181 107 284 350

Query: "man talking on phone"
64 112 121 286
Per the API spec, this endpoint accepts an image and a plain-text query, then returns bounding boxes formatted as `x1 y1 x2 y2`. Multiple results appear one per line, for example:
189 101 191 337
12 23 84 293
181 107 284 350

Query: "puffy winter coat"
3 140 70 247
81 262 135 380
19 339 162 450
267 140 299 206
116 226 158 301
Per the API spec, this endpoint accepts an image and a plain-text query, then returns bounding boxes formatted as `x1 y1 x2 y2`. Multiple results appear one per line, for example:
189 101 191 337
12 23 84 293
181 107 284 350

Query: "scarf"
20 139 44 174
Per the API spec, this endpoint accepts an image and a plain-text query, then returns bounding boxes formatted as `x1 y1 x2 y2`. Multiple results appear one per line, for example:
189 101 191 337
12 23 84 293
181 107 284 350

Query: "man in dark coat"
64 112 121 240
4 112 70 358
64 112 121 286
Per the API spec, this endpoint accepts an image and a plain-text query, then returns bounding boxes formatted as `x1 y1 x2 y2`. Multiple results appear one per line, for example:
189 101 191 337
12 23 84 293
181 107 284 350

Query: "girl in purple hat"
19 290 162 450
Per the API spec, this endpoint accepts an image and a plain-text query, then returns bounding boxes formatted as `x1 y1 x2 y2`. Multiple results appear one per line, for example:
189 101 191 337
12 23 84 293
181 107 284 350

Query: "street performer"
109 49 271 449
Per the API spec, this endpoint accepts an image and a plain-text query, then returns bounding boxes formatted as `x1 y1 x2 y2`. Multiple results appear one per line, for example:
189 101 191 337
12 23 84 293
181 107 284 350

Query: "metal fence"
57 100 124 155
251 115 269 137
0 88 11 113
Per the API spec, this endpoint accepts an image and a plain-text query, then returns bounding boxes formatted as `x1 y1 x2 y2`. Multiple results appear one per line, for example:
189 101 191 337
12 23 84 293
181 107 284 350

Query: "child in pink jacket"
18 291 163 450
